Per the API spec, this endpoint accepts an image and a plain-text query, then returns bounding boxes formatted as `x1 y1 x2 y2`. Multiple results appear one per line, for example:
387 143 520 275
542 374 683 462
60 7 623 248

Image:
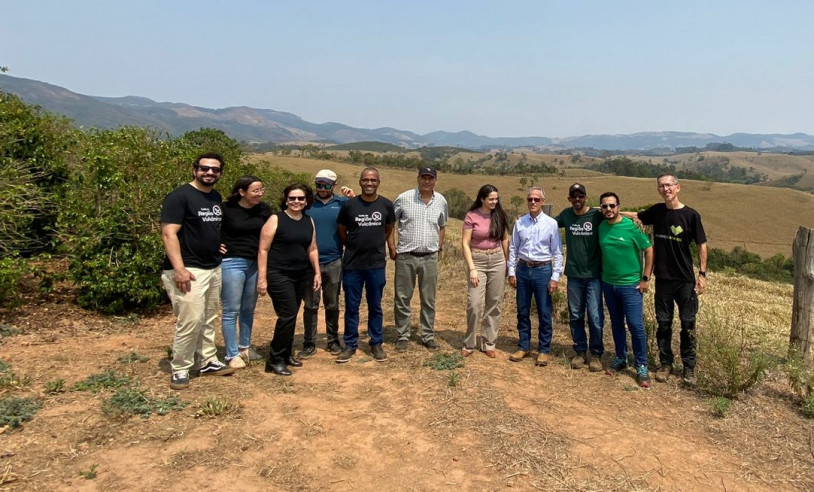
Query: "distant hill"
3 73 814 151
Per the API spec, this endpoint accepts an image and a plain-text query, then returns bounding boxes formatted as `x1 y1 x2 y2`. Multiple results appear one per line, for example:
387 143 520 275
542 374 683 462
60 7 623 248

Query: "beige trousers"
161 267 221 373
463 249 506 350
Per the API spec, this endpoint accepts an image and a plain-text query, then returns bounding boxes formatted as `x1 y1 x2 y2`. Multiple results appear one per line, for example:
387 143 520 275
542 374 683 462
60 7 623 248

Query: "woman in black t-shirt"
221 176 272 369
257 184 322 376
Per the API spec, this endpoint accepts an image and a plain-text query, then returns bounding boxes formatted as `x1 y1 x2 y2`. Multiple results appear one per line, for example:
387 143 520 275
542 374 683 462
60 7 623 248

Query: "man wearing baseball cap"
554 183 605 372
391 167 448 351
299 169 354 358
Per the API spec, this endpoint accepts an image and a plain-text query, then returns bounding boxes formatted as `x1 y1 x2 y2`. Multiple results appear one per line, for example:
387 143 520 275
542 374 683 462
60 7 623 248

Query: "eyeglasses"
600 203 618 209
195 165 222 174
527 197 542 203
287 196 307 202
658 183 677 189
248 188 265 195
570 194 586 199
315 183 333 190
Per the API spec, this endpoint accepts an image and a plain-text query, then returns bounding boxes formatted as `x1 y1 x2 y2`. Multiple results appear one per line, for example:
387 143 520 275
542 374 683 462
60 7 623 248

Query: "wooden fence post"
790 226 814 363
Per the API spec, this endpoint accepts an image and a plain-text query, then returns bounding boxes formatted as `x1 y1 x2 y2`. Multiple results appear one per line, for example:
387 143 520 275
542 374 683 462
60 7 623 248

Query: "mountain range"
3 73 814 151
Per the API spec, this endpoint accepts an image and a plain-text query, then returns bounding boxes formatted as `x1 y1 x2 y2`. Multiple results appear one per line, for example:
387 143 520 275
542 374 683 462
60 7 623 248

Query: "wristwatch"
641 275 650 282
698 271 706 278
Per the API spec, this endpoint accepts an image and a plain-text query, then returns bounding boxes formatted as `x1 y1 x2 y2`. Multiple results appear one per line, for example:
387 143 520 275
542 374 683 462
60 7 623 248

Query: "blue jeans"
343 268 386 349
602 283 648 368
515 263 553 353
220 257 259 360
566 277 604 355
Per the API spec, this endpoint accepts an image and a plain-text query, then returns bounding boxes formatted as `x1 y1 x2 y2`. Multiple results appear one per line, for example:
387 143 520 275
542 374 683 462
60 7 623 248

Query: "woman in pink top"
461 185 510 357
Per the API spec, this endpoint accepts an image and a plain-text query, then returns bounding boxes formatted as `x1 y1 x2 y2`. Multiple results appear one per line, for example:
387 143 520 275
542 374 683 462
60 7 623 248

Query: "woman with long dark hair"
221 175 271 369
257 184 321 376
461 184 510 358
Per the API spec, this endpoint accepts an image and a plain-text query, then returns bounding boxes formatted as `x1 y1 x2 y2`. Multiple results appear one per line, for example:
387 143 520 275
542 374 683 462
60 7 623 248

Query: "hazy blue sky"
3 1 812 137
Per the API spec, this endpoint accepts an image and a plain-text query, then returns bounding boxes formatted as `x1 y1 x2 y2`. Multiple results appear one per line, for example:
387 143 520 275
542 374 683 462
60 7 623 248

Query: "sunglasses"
527 197 542 203
287 196 307 202
195 165 222 174
600 203 618 209
315 183 333 190
570 194 586 199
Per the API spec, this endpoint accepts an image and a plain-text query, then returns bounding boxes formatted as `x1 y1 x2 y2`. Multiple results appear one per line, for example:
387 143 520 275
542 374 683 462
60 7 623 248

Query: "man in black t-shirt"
637 173 708 386
335 167 395 364
160 153 235 390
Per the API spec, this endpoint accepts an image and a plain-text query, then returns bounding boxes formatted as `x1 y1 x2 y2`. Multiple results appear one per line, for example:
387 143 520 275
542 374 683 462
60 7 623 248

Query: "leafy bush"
423 353 465 371
72 370 131 393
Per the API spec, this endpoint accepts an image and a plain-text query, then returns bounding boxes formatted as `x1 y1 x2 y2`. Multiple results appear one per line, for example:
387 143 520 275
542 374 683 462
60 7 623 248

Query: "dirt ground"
1 263 813 491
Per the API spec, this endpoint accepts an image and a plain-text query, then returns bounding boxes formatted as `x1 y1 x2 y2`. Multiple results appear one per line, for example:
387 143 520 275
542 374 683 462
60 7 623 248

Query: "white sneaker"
228 356 246 369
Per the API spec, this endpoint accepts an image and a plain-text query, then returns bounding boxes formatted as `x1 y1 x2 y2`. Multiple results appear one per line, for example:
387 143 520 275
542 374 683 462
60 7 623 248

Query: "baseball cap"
315 169 337 183
418 167 437 178
568 183 587 197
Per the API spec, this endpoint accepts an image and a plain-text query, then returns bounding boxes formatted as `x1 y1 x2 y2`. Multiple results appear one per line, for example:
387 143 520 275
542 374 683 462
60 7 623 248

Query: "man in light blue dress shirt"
507 187 564 366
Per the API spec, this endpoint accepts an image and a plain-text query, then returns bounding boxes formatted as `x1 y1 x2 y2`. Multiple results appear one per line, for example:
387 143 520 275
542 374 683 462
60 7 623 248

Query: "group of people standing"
159 153 707 391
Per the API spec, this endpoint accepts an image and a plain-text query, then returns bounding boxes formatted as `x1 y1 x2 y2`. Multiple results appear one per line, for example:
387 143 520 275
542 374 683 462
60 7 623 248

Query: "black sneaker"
198 359 236 377
336 348 355 364
297 346 317 359
422 339 439 350
169 371 189 390
371 344 388 362
327 342 343 356
395 339 409 352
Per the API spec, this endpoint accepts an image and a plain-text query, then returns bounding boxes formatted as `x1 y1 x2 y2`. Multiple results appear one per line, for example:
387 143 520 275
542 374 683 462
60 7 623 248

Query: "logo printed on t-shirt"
199 205 222 223
670 225 683 236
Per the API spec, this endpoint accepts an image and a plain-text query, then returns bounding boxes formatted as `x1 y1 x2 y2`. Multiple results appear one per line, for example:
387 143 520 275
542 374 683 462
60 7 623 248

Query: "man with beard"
598 192 654 389
161 153 236 390
554 183 605 372
335 168 395 364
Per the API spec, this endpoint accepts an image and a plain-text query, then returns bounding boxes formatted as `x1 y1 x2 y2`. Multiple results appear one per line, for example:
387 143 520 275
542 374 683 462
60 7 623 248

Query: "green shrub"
72 370 131 393
803 394 814 419
709 396 731 418
102 387 187 418
78 464 98 479
424 353 464 371
0 396 41 428
117 351 149 364
198 396 237 417
44 378 66 394
696 314 775 398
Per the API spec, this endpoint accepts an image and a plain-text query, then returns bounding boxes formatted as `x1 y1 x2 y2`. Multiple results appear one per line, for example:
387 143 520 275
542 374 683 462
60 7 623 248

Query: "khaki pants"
161 267 222 373
464 249 506 350
394 252 438 342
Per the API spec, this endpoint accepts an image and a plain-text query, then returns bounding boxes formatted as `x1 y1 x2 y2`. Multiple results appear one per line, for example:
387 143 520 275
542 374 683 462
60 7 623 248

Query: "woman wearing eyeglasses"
257 184 322 376
220 176 272 369
461 184 509 358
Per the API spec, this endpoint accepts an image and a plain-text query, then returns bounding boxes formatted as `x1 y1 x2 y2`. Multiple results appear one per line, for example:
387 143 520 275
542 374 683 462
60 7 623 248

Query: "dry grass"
248 153 814 258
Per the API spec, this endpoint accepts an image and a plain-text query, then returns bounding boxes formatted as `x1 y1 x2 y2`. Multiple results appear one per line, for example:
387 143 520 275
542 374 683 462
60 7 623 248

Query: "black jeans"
654 279 698 369
267 269 309 364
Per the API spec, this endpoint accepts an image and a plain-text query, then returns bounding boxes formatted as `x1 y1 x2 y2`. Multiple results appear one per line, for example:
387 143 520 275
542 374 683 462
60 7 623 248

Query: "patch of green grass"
102 387 187 419
710 396 731 418
0 396 41 428
448 372 460 387
78 464 98 479
197 396 238 418
803 394 814 419
165 346 173 360
117 351 149 364
43 378 66 394
73 370 131 393
423 353 464 371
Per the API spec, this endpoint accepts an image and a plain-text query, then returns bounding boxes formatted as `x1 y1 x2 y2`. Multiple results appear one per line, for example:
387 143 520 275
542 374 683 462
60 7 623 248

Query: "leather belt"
405 251 436 257
519 260 550 267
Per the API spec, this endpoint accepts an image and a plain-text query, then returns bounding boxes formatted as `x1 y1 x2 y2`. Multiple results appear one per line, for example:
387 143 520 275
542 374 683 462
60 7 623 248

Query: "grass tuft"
197 396 238 418
709 396 731 418
117 351 149 364
0 360 29 389
78 464 98 480
43 378 65 394
423 353 464 371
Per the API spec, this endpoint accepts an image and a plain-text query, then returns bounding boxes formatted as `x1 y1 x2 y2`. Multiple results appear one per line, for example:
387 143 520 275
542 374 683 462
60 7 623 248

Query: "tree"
510 195 524 216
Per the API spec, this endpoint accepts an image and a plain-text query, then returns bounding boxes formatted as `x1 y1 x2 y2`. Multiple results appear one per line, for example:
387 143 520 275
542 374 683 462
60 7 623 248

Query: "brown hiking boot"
655 365 672 383
570 352 586 369
588 354 603 372
509 350 528 362
535 353 549 367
